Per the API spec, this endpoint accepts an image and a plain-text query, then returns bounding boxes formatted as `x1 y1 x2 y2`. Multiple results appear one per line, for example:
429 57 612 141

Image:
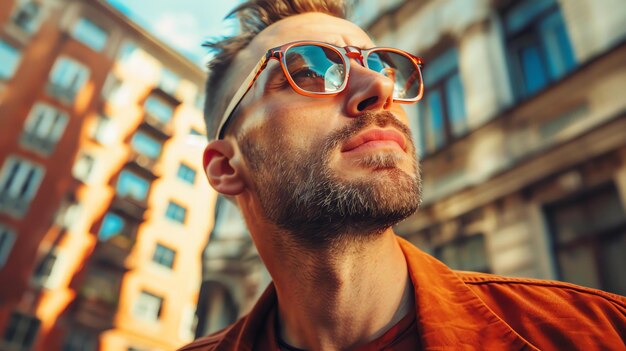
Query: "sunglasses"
215 40 425 139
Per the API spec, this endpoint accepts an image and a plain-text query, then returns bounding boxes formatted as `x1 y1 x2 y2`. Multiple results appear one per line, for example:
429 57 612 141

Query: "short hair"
202 0 347 140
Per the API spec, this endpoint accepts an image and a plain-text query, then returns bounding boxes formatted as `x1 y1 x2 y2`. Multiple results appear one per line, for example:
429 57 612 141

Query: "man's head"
202 1 422 249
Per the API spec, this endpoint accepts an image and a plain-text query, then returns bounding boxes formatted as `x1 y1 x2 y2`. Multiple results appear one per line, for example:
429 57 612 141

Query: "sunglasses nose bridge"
345 47 364 66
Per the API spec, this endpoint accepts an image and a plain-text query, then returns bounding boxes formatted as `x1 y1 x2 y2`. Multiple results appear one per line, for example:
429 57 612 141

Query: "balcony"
92 234 135 271
110 194 148 221
151 85 182 107
141 112 173 139
127 150 158 177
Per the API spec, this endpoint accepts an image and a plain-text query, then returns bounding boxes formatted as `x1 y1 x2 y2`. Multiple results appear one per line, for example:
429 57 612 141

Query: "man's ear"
203 140 245 196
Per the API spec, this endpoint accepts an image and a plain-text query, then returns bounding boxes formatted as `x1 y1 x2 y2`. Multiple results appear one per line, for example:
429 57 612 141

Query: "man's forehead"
221 13 373 103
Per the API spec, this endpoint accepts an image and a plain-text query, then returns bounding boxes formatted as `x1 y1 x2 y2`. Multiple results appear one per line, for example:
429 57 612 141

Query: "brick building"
0 0 214 350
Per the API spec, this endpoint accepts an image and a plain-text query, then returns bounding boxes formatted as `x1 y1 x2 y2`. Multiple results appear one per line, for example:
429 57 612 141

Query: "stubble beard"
240 111 422 250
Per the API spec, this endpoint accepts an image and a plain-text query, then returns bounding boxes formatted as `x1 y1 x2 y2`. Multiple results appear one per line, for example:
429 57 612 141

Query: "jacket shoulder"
456 270 626 307
456 271 626 351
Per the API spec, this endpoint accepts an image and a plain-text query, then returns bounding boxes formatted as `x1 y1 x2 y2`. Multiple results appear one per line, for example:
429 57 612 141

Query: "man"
181 0 626 350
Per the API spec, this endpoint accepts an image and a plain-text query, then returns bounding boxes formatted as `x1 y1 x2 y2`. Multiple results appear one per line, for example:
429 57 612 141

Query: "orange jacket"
180 237 626 350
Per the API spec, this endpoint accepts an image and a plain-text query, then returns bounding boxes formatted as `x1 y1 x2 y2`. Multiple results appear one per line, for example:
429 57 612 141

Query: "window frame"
71 17 109 52
417 47 467 155
1 312 41 350
20 103 69 155
152 243 176 269
502 0 576 99
176 163 196 185
133 291 164 322
544 183 626 295
48 56 90 102
165 201 187 224
0 39 22 80
0 224 17 268
0 156 45 218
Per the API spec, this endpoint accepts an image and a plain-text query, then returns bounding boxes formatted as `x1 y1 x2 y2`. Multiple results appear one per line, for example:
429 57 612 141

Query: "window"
546 184 626 296
2 312 40 350
63 329 96 351
165 201 186 224
177 163 196 185
72 153 95 183
435 235 490 273
0 224 17 268
133 291 163 321
48 57 89 101
0 157 45 217
72 18 108 52
116 170 150 202
21 103 68 154
159 68 180 95
11 0 42 33
144 96 174 123
0 40 21 80
152 243 175 269
417 48 467 154
91 114 115 145
32 249 59 287
131 131 162 159
503 0 576 98
98 212 136 241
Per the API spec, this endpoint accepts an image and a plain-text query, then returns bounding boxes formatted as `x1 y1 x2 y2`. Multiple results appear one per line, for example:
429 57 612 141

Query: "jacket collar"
397 236 538 350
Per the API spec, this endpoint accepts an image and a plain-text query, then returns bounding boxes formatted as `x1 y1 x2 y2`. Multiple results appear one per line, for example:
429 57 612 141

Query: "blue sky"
106 0 241 67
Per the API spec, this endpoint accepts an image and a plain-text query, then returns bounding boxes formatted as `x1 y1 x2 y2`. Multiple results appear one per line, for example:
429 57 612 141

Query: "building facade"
352 0 626 295
194 0 626 334
0 0 214 350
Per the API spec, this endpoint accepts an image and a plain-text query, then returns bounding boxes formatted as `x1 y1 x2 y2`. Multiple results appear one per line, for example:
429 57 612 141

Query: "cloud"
153 13 202 53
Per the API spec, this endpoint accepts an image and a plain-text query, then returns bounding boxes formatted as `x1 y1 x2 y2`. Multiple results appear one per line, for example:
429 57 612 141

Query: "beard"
239 111 422 249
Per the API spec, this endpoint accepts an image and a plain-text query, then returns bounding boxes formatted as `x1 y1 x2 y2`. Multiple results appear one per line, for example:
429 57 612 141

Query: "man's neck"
264 229 413 351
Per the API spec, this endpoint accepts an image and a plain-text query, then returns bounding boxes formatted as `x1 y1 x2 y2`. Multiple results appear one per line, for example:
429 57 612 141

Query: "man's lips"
341 128 407 152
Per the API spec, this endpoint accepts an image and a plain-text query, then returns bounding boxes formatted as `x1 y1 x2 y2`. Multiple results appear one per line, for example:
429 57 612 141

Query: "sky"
106 0 242 67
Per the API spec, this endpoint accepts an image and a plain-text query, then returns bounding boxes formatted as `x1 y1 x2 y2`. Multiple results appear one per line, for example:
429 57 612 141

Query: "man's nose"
343 60 395 117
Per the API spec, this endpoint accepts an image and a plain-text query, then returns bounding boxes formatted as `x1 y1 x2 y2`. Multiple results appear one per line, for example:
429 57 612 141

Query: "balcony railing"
110 195 148 221
127 150 157 173
74 291 117 330
92 234 135 271
141 112 173 139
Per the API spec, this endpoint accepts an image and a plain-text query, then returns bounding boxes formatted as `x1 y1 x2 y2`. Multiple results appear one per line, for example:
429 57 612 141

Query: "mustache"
324 111 415 151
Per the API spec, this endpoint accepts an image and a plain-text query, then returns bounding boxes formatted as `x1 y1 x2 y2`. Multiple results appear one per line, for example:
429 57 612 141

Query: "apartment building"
194 0 626 333
0 0 214 350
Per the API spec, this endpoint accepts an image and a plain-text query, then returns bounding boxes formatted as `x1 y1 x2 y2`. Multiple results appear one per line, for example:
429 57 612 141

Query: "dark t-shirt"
260 306 420 351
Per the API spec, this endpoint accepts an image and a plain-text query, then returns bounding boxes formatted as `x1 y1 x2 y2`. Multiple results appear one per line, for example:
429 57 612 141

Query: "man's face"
225 13 421 247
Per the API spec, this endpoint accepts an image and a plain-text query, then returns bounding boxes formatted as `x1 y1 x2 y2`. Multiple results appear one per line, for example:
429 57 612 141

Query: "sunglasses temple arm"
215 54 270 139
